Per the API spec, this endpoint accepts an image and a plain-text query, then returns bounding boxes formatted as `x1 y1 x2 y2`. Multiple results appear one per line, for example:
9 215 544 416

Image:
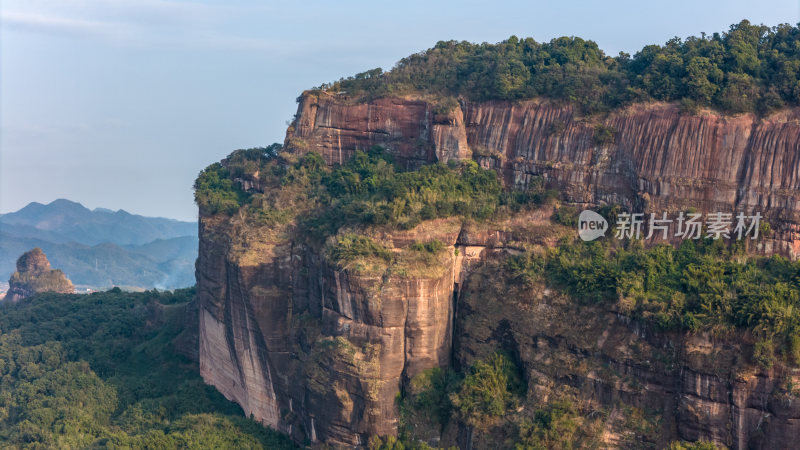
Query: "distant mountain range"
0 199 197 289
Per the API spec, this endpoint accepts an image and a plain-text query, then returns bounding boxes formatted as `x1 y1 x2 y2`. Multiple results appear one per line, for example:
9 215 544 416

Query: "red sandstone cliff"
456 253 800 449
197 214 466 445
286 93 800 259
196 93 800 448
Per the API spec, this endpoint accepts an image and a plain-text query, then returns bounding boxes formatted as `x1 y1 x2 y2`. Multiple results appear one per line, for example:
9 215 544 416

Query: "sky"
2 1 799 221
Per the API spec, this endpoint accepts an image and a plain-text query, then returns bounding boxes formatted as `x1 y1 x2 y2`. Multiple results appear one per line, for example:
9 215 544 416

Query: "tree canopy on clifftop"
322 20 800 114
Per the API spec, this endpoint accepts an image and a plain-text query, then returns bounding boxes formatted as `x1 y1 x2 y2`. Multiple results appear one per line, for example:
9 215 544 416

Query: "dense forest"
321 20 800 114
0 288 295 449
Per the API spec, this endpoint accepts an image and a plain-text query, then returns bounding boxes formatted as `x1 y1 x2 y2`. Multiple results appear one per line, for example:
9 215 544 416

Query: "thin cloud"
0 8 387 57
0 4 286 53
1 11 132 39
3 0 230 24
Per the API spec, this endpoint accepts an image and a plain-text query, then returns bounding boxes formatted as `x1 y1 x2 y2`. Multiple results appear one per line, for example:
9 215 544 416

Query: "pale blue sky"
2 0 798 221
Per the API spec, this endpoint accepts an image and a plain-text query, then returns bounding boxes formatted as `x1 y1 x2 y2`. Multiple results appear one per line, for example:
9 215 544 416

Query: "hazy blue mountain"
0 199 196 246
0 200 197 289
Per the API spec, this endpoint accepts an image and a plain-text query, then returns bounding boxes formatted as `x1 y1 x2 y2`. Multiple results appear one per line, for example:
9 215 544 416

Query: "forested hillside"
0 288 295 449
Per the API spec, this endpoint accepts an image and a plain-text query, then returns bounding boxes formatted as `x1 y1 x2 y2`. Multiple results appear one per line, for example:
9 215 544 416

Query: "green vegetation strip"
325 20 800 115
196 146 554 235
507 238 800 367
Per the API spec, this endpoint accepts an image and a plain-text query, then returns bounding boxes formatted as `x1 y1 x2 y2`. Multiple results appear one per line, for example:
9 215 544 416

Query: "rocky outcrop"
197 215 466 445
5 248 74 302
197 93 800 447
287 93 800 259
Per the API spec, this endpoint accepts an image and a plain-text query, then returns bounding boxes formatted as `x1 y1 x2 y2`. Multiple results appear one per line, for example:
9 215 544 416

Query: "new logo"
578 210 608 241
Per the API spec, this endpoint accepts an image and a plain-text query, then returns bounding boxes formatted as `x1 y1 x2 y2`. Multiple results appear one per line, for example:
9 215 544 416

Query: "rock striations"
198 93 800 448
197 215 464 445
287 93 799 258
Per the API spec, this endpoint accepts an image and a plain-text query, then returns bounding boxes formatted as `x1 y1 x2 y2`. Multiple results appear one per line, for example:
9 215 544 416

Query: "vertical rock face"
454 258 800 450
197 93 800 447
196 216 283 432
289 94 800 259
465 101 800 257
196 215 462 445
286 93 470 169
6 248 74 302
431 107 471 163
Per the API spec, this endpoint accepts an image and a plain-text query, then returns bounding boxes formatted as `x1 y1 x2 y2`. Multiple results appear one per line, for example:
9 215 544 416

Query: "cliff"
6 248 74 302
287 93 799 259
455 254 800 449
197 213 466 445
196 94 800 448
